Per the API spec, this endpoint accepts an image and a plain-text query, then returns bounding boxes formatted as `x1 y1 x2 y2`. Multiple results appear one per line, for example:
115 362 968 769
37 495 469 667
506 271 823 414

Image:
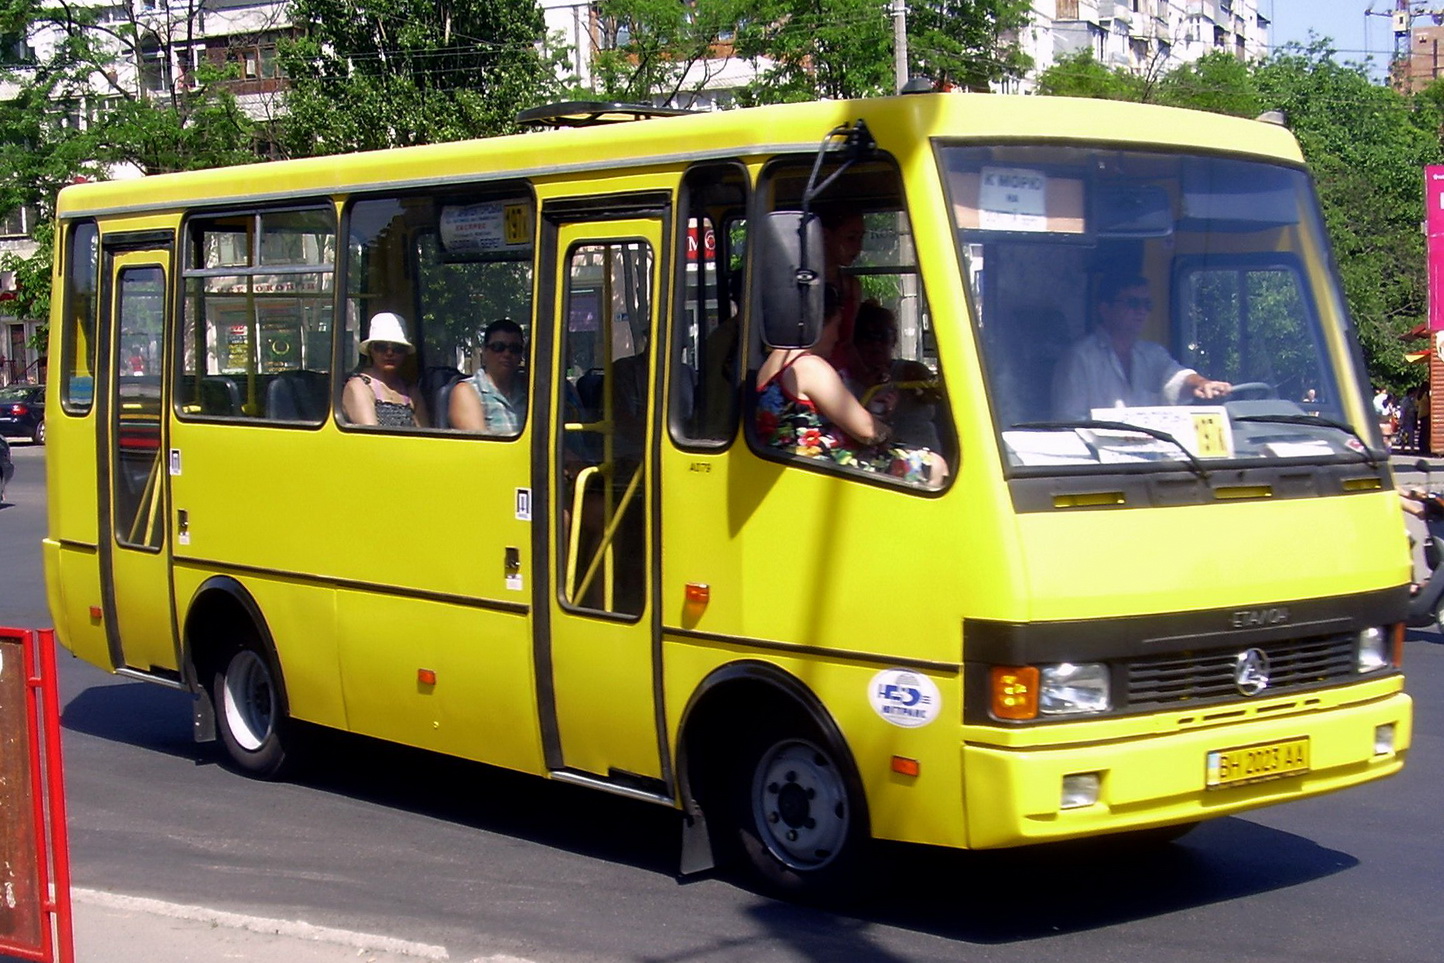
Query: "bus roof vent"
516 101 695 129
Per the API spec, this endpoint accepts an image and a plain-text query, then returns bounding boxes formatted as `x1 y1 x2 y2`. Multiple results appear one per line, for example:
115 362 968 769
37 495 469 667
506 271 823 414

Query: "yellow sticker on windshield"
1191 411 1232 458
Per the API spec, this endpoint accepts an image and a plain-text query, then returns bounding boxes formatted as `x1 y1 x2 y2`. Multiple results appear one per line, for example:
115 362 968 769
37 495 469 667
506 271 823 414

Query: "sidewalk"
3 888 533 963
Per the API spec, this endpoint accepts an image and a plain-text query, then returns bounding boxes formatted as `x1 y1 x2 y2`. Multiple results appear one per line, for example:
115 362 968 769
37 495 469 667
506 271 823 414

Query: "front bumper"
961 677 1410 848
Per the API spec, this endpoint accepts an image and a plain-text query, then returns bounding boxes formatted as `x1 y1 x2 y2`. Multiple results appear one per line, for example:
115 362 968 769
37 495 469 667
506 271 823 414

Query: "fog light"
1374 723 1395 756
1060 772 1101 809
1356 627 1388 673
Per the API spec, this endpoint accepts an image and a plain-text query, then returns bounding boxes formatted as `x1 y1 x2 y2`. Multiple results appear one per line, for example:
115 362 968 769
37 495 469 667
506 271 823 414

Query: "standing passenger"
451 318 527 434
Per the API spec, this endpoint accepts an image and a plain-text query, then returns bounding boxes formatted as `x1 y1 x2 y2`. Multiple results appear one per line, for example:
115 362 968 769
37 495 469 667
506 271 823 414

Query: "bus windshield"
941 144 1370 472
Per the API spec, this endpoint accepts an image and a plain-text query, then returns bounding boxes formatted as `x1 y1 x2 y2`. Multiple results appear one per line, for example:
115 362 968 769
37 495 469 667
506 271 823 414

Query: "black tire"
213 645 294 779
32 419 44 445
728 716 868 900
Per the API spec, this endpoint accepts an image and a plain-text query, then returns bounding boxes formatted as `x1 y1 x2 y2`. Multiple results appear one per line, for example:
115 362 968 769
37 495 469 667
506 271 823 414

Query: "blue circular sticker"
868 669 941 728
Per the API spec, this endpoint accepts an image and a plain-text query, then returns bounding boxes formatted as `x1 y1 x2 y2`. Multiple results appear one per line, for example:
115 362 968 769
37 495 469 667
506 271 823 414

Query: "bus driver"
1052 274 1232 420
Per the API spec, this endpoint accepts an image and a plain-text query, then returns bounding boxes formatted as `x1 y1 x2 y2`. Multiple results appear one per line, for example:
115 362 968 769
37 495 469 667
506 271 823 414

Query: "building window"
0 206 34 238
139 37 172 92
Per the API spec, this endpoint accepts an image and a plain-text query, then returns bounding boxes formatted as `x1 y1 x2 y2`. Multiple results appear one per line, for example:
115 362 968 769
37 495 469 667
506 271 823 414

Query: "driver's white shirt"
1051 327 1196 420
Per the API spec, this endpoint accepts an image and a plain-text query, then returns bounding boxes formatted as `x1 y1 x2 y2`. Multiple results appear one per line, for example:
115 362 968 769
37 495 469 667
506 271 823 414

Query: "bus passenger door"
96 246 178 676
537 208 669 792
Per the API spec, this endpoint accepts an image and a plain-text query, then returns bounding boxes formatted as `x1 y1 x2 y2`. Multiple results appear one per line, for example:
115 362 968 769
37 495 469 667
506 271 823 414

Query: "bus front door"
97 246 178 676
538 211 669 793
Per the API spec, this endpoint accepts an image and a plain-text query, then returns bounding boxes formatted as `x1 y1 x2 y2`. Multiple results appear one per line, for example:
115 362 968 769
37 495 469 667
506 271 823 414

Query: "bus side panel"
664 639 968 850
173 564 348 733
44 379 104 668
44 541 110 669
45 345 101 554
729 458 966 667
334 591 543 775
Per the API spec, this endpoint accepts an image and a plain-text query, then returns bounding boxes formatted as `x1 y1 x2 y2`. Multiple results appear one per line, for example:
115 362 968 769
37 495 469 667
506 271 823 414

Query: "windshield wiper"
1231 414 1379 469
1013 420 1210 480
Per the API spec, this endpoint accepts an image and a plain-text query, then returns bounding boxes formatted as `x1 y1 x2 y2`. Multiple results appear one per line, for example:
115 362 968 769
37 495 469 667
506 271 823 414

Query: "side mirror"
756 211 824 349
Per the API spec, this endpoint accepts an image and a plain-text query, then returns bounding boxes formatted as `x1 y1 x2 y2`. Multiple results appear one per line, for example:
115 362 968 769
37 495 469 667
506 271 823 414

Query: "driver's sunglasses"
371 341 408 355
1113 296 1153 312
487 341 524 355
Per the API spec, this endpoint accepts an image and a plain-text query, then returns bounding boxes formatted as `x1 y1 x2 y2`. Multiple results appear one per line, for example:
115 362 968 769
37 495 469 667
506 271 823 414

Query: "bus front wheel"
731 722 866 899
213 646 292 779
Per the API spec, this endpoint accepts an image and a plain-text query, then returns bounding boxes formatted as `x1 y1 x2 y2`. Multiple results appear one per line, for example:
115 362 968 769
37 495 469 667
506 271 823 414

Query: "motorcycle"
1402 458 1444 628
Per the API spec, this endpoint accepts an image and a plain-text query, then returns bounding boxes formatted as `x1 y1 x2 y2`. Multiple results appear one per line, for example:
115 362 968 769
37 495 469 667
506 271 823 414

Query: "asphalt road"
1 440 1440 962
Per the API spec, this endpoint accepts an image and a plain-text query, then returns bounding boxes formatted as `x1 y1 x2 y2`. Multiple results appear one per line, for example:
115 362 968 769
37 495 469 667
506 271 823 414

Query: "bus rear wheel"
731 722 866 899
213 646 293 779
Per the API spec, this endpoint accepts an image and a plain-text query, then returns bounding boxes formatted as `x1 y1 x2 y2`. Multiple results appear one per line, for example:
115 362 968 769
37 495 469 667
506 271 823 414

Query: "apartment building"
1012 1 1271 92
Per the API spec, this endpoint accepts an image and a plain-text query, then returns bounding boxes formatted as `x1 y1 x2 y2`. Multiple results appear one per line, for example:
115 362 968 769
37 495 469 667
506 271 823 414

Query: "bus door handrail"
573 462 643 608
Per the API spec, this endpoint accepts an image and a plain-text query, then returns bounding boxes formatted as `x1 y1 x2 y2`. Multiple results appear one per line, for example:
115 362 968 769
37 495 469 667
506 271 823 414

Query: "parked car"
0 435 12 501
0 382 45 444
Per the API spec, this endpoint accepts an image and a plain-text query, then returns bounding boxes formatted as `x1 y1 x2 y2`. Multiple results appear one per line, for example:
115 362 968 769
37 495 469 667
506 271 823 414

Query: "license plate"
1206 737 1309 789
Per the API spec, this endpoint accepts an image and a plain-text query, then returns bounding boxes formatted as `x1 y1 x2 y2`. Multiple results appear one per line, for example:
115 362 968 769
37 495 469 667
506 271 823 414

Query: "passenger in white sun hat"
343 311 429 427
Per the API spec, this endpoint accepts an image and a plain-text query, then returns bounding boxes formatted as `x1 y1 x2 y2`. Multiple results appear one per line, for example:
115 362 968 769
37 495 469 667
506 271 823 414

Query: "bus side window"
344 189 536 434
671 163 748 447
179 208 336 424
59 220 99 414
748 159 955 489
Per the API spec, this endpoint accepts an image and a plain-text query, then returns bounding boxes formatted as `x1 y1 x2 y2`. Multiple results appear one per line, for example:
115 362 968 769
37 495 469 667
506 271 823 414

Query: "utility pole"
892 0 908 93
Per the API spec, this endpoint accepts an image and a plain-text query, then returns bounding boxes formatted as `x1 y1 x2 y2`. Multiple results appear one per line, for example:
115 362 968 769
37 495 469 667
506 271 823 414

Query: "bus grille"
1126 634 1357 710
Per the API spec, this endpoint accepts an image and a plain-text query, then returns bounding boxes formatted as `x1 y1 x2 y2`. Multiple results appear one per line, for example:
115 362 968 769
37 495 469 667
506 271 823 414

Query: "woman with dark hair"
756 287 947 488
450 318 527 434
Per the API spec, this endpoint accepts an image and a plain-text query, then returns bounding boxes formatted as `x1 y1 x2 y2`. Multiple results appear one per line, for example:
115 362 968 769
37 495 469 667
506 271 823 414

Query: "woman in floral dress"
755 288 947 488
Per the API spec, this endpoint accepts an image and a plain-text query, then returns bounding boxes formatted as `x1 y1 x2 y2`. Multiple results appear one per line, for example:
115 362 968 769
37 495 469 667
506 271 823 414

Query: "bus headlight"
1039 662 1111 715
1356 627 1389 673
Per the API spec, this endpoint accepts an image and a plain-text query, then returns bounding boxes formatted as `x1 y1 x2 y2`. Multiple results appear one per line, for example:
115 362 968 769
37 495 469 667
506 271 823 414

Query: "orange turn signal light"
991 665 1039 720
685 582 710 605
417 668 437 687
891 756 921 777
1392 622 1405 667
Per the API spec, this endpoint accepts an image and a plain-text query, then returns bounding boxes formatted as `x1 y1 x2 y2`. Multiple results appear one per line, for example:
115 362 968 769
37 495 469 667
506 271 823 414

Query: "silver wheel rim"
751 738 850 871
221 650 274 752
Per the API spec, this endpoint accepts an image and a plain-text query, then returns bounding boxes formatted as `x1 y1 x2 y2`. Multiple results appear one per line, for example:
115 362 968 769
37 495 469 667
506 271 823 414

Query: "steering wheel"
860 379 942 408
1223 381 1276 400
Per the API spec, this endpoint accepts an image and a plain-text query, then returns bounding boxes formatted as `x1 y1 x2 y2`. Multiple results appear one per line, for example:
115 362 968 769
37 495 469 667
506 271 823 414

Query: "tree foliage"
1037 40 1444 393
588 0 1032 107
588 0 743 105
0 0 265 332
276 0 561 155
906 0 1032 92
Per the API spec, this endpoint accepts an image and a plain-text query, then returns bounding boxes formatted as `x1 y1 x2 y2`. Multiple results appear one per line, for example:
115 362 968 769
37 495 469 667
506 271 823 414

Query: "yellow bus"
44 93 1412 896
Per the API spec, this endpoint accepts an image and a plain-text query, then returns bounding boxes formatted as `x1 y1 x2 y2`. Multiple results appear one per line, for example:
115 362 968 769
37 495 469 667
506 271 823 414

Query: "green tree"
277 0 561 156
0 0 266 337
1034 49 1143 100
729 0 894 104
588 0 745 106
906 0 1032 92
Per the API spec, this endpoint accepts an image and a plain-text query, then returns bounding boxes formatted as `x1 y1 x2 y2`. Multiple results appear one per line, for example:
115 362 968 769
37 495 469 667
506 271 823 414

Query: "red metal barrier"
0 627 73 963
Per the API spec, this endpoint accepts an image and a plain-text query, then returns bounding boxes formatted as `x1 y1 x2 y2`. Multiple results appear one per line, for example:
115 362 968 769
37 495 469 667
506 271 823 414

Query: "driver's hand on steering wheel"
1191 378 1233 401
